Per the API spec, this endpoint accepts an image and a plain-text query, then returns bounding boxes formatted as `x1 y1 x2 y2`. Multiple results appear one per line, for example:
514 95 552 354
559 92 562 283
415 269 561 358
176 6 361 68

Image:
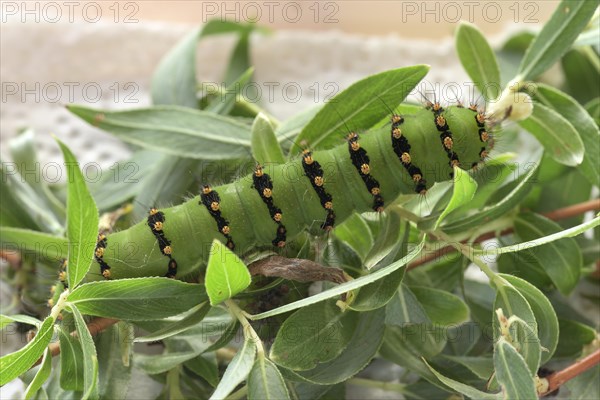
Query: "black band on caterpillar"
302 150 336 230
147 208 178 278
390 114 427 194
253 165 287 248
347 132 384 212
94 233 112 279
200 186 235 250
432 105 460 174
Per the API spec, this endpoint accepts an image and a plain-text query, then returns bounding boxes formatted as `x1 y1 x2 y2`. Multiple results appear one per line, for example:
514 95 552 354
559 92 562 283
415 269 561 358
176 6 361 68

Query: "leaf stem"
225 299 265 358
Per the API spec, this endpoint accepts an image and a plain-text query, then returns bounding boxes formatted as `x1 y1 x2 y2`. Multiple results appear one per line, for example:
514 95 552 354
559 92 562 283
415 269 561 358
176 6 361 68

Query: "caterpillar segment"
90 105 492 280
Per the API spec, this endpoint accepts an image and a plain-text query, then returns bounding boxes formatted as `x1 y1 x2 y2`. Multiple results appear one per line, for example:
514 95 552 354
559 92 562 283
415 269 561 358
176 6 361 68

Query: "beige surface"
134 0 555 37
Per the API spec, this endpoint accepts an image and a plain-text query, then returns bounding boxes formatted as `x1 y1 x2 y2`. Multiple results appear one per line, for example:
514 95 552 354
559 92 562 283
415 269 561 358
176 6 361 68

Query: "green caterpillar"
91 103 492 281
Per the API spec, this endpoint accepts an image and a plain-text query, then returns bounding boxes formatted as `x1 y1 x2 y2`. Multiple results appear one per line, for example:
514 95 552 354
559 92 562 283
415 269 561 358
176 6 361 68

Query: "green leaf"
185 353 219 387
248 237 425 320
68 278 207 320
0 316 54 386
248 357 291 400
205 239 252 305
209 337 256 400
435 165 477 229
493 284 541 375
0 227 68 261
24 347 52 400
9 129 65 222
350 268 403 312
518 0 598 80
67 105 251 160
97 324 133 400
333 213 374 263
364 210 405 270
585 97 600 125
519 103 584 166
434 162 539 235
295 308 385 384
58 328 84 391
251 112 285 165
203 320 240 354
499 274 559 363
562 47 600 108
151 27 200 108
555 319 597 358
514 212 582 295
410 286 469 326
442 355 494 380
531 84 600 186
270 300 359 371
494 338 537 399
385 283 430 326
293 65 429 154
136 352 198 375
425 360 500 400
56 139 98 289
0 314 42 330
455 22 501 101
134 302 211 343
69 305 99 400
206 67 254 115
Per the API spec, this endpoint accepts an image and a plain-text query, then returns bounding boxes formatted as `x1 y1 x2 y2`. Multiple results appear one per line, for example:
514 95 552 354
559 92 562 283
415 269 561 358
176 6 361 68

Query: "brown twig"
32 317 118 368
542 349 600 396
407 198 600 270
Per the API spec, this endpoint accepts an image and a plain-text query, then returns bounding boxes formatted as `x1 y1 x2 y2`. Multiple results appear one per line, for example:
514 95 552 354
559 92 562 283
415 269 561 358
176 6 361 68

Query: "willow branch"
542 349 600 396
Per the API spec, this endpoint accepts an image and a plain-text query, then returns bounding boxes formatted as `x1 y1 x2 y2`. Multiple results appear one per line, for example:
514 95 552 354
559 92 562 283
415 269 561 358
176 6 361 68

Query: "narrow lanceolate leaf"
425 360 500 400
70 305 99 400
68 278 208 320
151 26 200 107
294 65 429 154
270 301 359 371
24 347 52 400
205 240 252 306
209 337 256 400
435 165 477 229
0 317 54 386
0 314 41 330
519 103 584 166
0 227 68 261
67 105 252 160
385 283 430 326
248 357 291 400
135 302 211 343
494 338 538 399
56 139 98 289
59 328 84 391
518 0 598 80
410 286 470 326
251 112 285 165
296 308 385 385
455 21 501 101
532 84 600 187
514 212 582 295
